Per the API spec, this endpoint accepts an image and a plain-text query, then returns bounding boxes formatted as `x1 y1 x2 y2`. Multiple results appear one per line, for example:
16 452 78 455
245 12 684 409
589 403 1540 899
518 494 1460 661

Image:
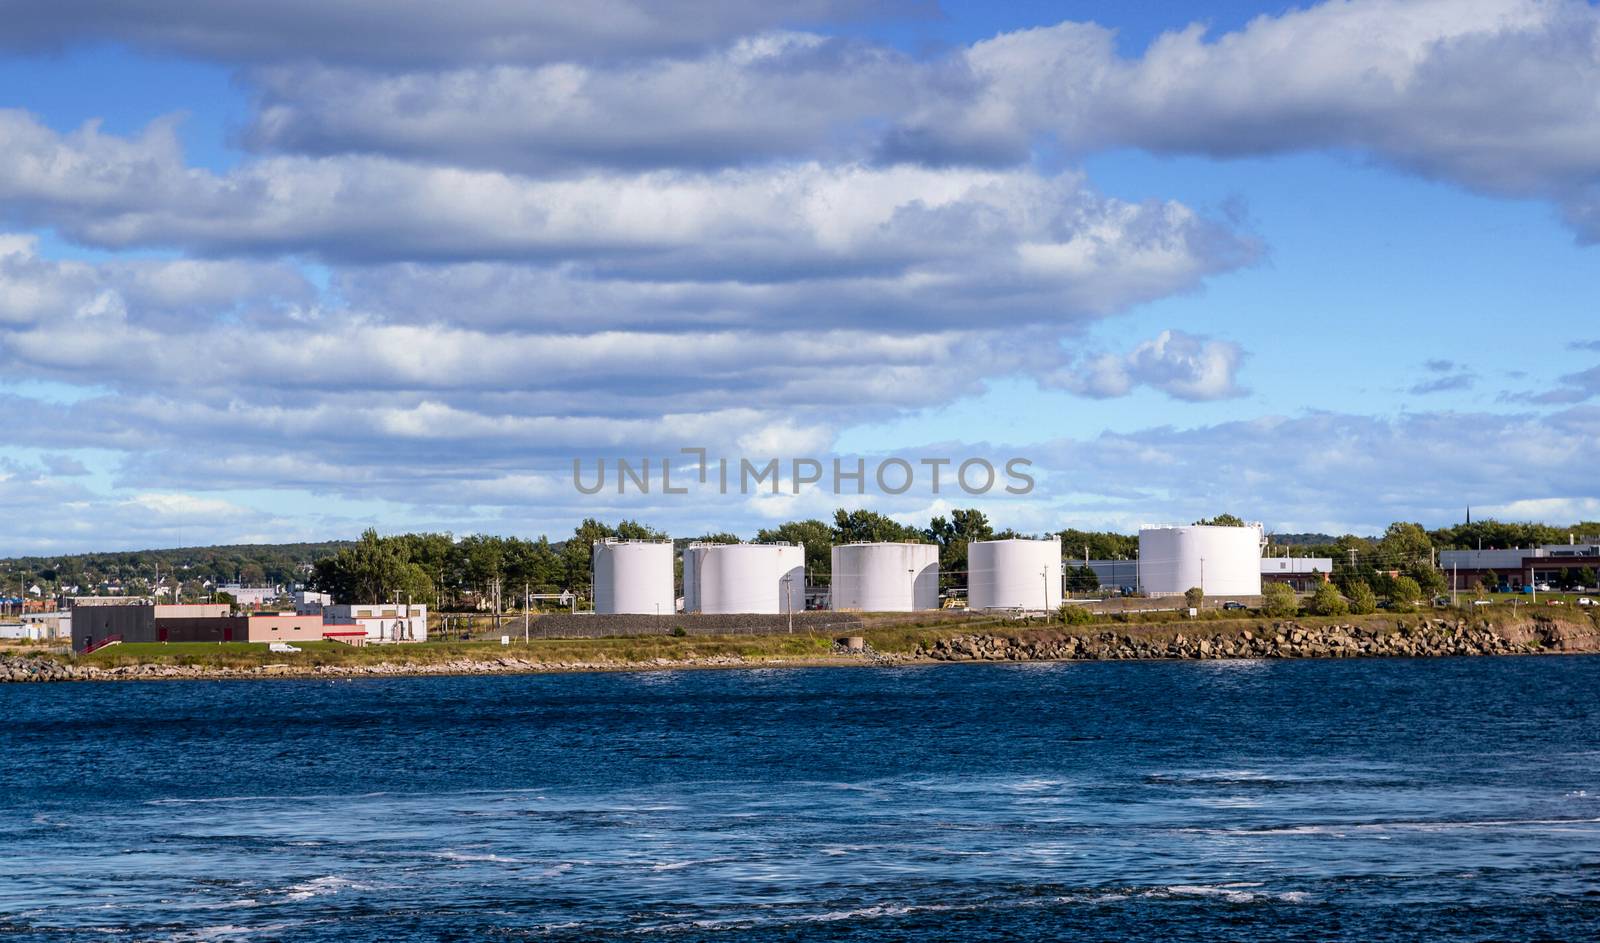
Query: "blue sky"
1 0 1598 553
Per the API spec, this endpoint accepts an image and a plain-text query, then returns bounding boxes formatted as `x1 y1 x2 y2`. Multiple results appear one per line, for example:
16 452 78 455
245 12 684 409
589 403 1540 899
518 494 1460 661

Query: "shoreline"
4 614 1598 683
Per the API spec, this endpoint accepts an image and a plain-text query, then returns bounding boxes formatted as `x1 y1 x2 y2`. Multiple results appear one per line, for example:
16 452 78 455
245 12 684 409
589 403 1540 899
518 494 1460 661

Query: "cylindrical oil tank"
683 542 804 614
831 542 939 611
968 538 1062 611
1137 523 1264 597
592 539 675 615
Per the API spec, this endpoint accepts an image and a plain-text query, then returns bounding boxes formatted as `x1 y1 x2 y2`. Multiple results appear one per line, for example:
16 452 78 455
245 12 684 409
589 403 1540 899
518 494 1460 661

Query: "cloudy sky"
2 0 1598 553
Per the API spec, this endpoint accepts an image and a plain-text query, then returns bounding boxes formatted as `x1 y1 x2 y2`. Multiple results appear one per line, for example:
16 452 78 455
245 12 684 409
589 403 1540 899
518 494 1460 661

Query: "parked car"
1548 600 1565 606
1472 599 1493 606
1221 601 1247 611
1536 583 1552 592
1579 597 1595 607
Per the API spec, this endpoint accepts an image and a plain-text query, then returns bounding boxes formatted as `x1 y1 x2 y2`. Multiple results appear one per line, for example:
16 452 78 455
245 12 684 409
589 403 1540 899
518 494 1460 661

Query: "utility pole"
523 582 530 644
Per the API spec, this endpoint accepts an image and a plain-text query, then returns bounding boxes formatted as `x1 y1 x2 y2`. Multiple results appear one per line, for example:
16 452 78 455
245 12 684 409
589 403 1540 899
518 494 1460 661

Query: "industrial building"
682 542 804 614
324 604 428 642
1259 557 1333 591
1137 523 1265 597
592 539 675 615
1439 542 1600 590
968 538 1062 611
830 542 939 612
70 600 426 651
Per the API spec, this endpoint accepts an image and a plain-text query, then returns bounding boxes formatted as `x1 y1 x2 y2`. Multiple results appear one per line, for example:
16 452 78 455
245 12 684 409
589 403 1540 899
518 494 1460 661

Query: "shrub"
1310 581 1349 616
1348 580 1378 614
670 626 687 637
1389 576 1422 613
1059 604 1096 626
1261 582 1299 617
1184 586 1204 609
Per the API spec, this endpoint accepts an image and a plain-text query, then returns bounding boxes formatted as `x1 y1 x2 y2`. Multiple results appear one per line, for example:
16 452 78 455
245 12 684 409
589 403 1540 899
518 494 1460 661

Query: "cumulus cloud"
1031 405 1600 533
0 111 1253 294
1049 329 1248 401
893 0 1600 241
0 0 921 66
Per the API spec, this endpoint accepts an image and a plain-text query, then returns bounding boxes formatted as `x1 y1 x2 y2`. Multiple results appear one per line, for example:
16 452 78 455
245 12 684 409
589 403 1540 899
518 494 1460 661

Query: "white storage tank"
592 539 675 615
831 542 939 611
1138 522 1265 597
968 538 1062 611
682 542 804 614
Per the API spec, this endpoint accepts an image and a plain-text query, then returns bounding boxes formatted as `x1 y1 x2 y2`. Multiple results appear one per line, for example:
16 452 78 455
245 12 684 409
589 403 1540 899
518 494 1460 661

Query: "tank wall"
1138 525 1263 596
684 544 801 614
831 543 939 611
593 542 676 615
968 539 1062 610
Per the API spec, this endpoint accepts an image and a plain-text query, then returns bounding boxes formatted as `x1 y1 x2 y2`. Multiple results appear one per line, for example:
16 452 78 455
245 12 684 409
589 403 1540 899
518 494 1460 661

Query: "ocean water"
2 657 1598 941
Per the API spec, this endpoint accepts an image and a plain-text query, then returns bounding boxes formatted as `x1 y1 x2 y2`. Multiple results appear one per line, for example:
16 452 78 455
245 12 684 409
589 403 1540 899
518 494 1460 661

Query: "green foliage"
311 528 436 606
757 518 834 582
1261 582 1299 617
1057 528 1138 560
1184 586 1204 608
1348 580 1378 614
1577 566 1596 588
1309 581 1349 616
1064 565 1100 592
924 508 994 591
1194 513 1247 527
1389 575 1422 613
1059 604 1096 625
831 509 923 544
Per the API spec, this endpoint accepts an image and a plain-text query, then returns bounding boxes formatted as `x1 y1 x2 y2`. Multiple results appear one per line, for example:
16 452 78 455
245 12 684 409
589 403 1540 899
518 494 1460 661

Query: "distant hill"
0 541 354 594
1266 533 1338 546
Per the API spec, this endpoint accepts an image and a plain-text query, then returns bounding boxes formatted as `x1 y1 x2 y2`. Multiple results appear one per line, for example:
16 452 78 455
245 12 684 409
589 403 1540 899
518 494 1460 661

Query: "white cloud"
1049 329 1248 401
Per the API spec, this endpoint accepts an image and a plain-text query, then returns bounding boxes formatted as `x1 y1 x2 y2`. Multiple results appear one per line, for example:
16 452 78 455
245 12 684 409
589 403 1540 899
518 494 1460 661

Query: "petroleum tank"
1137 523 1265 597
592 539 675 615
682 542 804 614
967 538 1062 611
831 542 939 611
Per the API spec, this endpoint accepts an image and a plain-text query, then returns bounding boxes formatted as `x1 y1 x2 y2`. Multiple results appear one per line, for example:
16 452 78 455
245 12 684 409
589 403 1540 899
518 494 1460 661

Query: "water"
3 657 1598 941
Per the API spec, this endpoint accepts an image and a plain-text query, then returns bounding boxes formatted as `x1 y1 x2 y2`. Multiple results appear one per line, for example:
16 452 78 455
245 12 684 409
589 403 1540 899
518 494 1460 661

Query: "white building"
293 590 333 615
220 584 281 608
325 603 428 643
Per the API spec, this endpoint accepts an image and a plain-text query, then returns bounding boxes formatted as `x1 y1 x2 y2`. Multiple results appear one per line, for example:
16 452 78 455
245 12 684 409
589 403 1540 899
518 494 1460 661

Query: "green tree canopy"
1261 582 1299 617
1310 581 1348 616
1195 513 1248 527
757 519 834 583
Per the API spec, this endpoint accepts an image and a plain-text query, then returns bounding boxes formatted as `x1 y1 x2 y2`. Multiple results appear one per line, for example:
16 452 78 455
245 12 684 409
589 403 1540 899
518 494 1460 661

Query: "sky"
1 0 1598 554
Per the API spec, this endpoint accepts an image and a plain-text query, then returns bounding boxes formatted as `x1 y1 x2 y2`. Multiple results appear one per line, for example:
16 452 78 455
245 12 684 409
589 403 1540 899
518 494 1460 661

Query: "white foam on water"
281 875 371 902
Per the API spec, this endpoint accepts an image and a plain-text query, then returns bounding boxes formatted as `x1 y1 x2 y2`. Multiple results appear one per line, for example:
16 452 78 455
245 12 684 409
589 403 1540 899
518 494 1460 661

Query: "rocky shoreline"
2 617 1596 683
917 617 1599 661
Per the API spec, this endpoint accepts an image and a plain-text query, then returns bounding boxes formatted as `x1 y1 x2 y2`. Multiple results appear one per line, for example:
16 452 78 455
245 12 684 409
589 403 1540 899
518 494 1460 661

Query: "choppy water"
3 657 1598 941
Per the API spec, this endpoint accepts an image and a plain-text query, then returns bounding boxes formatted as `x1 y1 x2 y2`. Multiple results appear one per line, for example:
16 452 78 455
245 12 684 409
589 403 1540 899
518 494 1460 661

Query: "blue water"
3 658 1599 941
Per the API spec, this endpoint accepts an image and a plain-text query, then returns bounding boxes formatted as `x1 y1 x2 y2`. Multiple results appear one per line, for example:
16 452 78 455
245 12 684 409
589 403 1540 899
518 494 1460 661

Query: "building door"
159 627 168 643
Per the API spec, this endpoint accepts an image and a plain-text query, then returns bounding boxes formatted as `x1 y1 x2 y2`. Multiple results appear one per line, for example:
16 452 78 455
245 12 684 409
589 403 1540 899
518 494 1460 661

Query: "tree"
757 519 834 584
1310 581 1349 616
310 528 414 604
1195 513 1247 527
1578 566 1597 589
1389 575 1422 613
1348 580 1378 614
832 509 922 544
1057 528 1137 561
1184 586 1204 609
925 509 993 592
1483 569 1500 592
1262 582 1299 617
1064 565 1100 593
